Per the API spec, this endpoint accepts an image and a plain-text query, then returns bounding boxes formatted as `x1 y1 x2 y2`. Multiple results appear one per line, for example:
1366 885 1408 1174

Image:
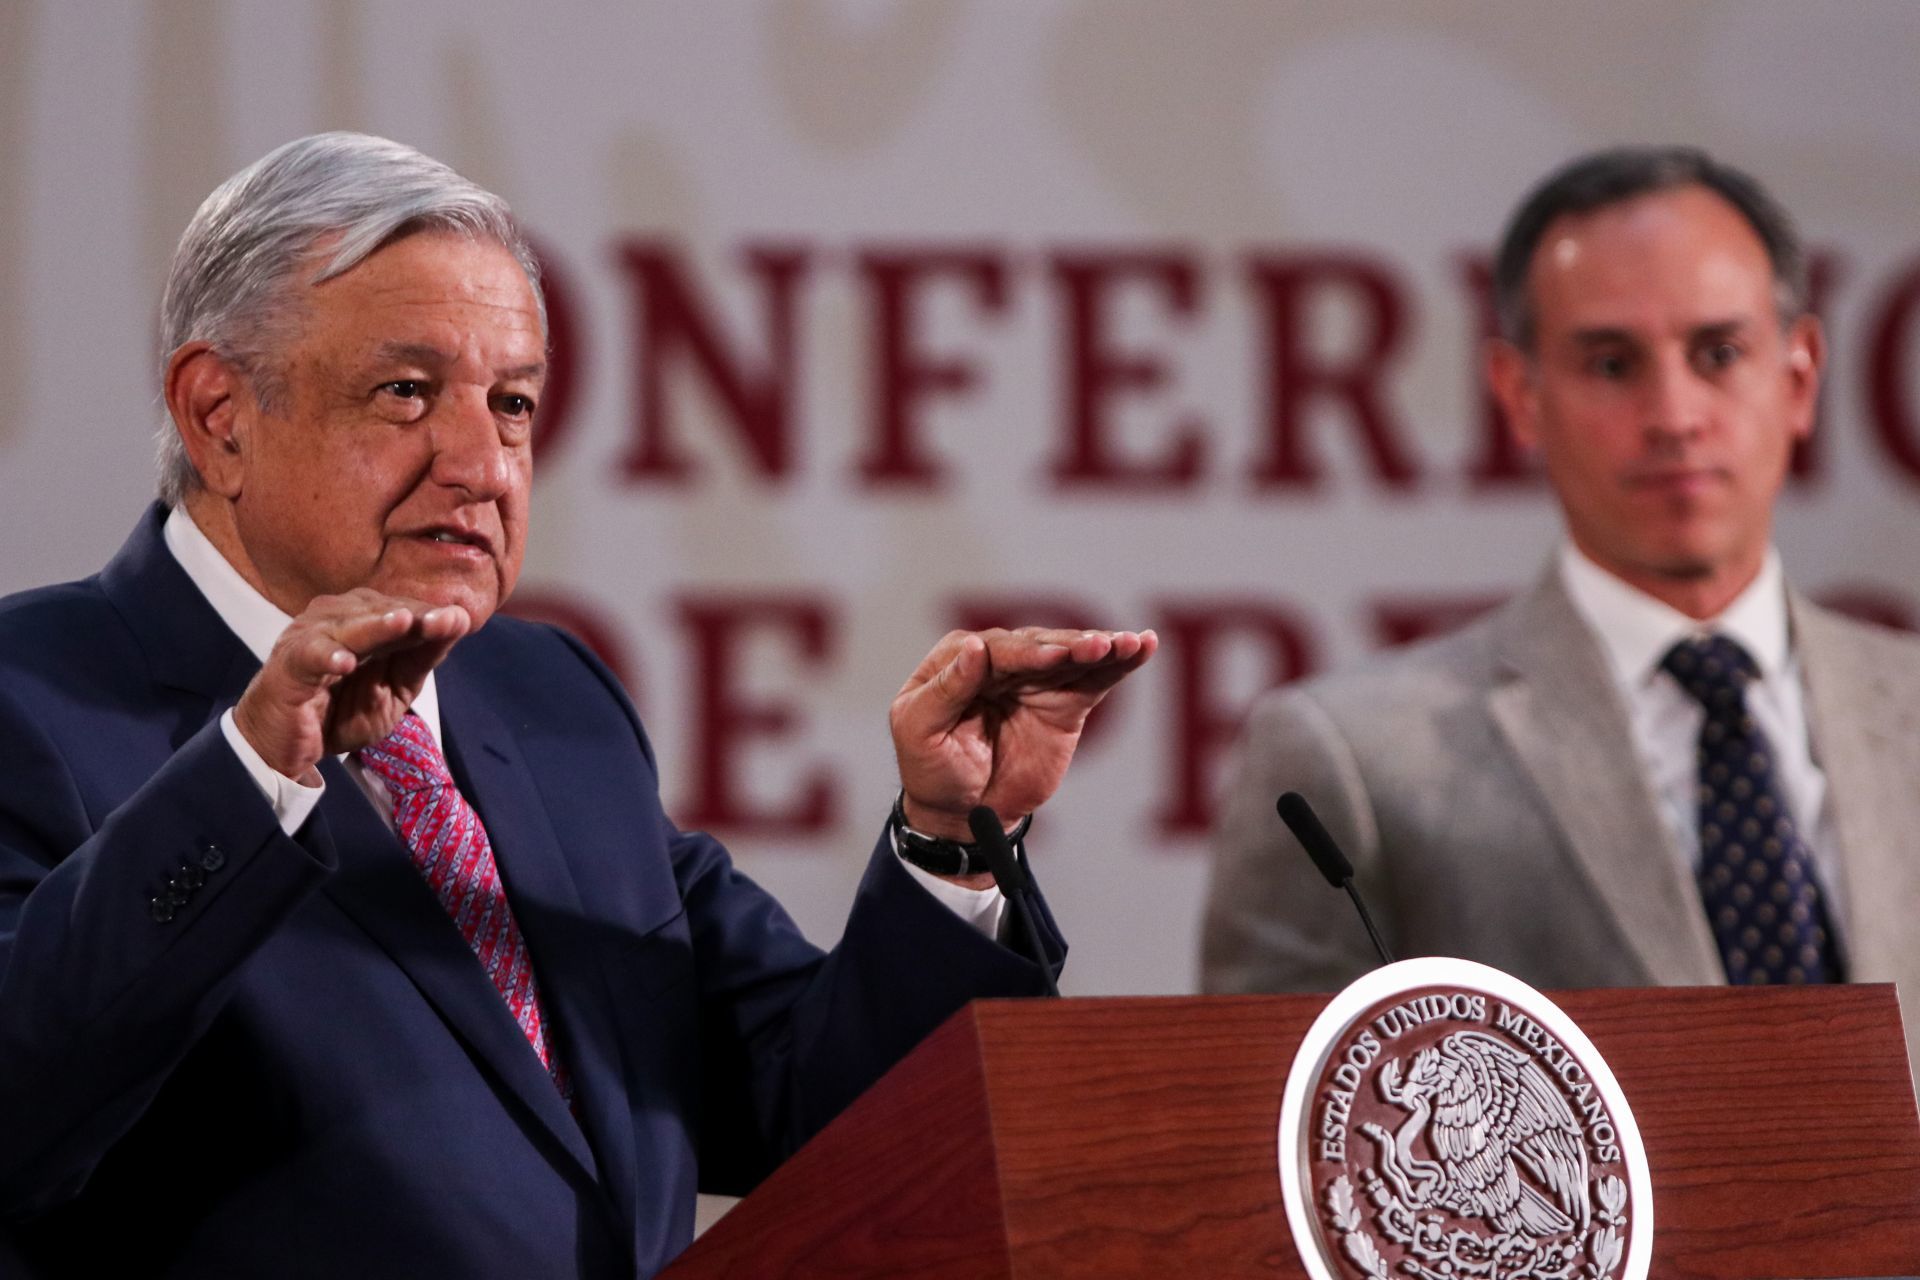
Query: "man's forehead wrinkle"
365 293 543 342
287 234 545 393
312 255 538 323
1567 327 1639 348
372 340 454 367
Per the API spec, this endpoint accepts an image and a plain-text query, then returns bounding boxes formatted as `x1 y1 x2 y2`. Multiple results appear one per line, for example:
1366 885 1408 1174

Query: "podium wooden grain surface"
665 986 1920 1279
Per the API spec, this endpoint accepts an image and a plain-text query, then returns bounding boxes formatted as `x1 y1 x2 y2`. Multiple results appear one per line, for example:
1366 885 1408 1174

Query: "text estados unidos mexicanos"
1314 995 1621 1165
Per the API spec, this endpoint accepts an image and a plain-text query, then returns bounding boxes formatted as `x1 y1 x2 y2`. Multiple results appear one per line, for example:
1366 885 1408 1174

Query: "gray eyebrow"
371 341 452 367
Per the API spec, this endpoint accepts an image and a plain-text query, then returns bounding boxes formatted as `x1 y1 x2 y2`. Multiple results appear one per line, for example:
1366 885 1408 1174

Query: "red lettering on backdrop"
1046 250 1205 490
947 594 1121 751
1151 600 1319 836
856 248 1010 488
1369 593 1508 649
1246 253 1419 491
499 588 638 699
527 238 581 467
675 595 838 835
614 241 809 483
1866 256 1920 487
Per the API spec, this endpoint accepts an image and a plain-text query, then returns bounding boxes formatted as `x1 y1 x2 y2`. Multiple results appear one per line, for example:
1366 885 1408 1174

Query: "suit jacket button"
149 897 176 923
178 864 206 890
199 843 226 872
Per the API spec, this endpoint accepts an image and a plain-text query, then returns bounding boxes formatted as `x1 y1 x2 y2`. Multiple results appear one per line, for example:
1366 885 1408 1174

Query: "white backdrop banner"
4 1 1920 994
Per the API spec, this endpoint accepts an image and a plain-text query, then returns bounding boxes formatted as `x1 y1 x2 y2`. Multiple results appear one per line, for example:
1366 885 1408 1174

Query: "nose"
429 390 513 499
1642 351 1709 451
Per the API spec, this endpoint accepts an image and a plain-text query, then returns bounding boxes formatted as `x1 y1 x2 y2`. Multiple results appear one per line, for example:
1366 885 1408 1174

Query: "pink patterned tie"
357 713 569 1095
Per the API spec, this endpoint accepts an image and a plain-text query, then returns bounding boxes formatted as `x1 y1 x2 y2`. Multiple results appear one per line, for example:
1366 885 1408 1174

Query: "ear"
163 342 250 499
1782 313 1825 443
1484 337 1540 451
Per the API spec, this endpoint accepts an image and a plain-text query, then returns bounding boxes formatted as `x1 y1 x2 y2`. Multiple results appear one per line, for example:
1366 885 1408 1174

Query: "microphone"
968 804 1030 895
1275 792 1395 967
968 805 1059 998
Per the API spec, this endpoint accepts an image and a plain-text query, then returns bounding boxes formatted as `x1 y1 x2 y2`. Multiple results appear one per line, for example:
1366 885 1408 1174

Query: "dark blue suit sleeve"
674 824 1065 1193
0 700 332 1219
546 629 1065 1195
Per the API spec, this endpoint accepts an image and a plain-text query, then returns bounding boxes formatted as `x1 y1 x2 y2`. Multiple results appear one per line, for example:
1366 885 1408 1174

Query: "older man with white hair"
0 133 1153 1278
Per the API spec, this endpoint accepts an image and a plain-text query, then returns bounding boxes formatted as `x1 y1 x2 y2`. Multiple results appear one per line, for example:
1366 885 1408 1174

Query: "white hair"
155 132 544 505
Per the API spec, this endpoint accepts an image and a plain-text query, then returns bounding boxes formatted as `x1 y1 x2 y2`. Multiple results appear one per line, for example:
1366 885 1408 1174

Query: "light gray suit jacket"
1201 566 1920 1071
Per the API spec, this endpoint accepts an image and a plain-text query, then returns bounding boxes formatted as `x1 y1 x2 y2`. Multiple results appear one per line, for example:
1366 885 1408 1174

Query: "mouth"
1627 467 1729 495
407 526 497 559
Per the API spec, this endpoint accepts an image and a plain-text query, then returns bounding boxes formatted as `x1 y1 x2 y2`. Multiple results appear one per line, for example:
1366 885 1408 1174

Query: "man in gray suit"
1202 148 1920 1067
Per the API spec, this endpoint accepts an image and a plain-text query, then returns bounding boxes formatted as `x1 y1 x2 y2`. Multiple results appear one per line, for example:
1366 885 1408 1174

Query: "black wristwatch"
889 792 1032 877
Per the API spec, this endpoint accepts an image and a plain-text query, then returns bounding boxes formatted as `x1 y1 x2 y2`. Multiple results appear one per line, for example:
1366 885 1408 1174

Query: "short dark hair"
1492 146 1807 349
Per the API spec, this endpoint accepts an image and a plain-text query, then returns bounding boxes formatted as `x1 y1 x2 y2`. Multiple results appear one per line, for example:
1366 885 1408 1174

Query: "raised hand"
233 588 471 784
889 627 1157 842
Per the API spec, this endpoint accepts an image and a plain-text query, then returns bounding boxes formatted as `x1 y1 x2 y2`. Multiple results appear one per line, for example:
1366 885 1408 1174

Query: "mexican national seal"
1277 959 1652 1280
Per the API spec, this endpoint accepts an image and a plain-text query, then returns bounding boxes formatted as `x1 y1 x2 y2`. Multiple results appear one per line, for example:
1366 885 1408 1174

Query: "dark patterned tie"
1661 635 1844 984
358 713 571 1094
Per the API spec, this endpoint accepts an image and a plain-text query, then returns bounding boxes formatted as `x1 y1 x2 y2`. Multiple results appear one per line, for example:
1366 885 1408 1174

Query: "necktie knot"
356 712 452 796
1661 634 1757 711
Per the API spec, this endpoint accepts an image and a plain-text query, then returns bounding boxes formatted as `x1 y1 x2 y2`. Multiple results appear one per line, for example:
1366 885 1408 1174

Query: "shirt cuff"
220 708 325 835
890 830 1007 939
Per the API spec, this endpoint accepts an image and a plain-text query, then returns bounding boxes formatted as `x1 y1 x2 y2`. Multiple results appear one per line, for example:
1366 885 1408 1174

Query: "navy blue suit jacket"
0 508 1062 1278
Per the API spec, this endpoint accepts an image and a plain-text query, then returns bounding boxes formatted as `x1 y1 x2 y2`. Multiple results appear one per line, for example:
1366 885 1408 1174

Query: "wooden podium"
664 985 1920 1279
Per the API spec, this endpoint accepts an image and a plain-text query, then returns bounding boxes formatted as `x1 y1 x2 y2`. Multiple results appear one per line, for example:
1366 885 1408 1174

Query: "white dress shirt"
1557 543 1849 941
162 506 1005 935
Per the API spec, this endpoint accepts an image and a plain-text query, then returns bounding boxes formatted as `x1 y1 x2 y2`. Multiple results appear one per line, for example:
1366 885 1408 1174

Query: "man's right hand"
233 589 471 784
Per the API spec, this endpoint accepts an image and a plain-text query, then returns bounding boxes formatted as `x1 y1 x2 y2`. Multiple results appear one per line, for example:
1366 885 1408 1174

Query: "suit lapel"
98 505 260 709
308 763 598 1187
102 508 622 1209
436 660 642 1241
1793 598 1920 987
1485 572 1726 985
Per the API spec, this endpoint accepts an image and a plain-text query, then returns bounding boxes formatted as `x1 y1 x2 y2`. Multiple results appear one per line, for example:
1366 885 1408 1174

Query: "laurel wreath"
1321 1170 1631 1280
1584 1174 1628 1279
1325 1176 1389 1279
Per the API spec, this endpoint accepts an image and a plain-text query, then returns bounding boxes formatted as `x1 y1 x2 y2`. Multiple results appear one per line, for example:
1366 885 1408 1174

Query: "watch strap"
889 792 1031 877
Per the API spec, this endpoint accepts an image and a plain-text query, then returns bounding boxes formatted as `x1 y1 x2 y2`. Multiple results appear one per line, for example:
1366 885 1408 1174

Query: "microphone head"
968 804 1030 894
965 804 1003 849
1276 791 1354 888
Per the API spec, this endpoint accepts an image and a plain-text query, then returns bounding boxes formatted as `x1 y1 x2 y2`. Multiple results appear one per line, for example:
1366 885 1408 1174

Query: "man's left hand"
890 627 1157 843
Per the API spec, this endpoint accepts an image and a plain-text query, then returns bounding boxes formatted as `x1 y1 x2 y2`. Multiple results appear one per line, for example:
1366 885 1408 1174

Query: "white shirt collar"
162 505 441 742
1558 542 1790 689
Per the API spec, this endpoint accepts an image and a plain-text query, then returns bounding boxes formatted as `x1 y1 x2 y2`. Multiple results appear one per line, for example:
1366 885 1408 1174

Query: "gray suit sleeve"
1199 685 1393 993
